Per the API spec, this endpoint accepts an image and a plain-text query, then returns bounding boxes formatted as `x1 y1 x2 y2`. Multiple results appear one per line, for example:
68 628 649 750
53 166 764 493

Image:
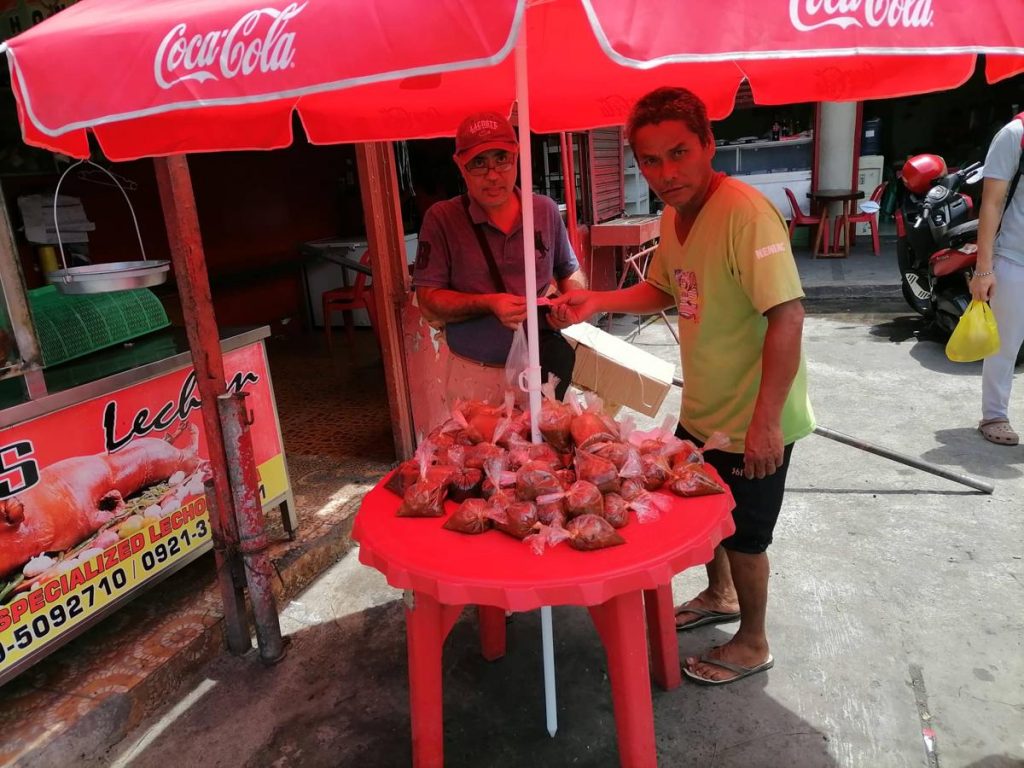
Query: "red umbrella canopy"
4 0 1023 160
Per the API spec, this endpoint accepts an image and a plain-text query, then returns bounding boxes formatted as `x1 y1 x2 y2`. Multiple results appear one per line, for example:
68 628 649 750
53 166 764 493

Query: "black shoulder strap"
462 194 507 293
1003 113 1024 214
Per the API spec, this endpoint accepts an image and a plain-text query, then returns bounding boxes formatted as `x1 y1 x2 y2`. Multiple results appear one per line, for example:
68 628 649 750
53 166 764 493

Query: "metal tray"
46 260 170 295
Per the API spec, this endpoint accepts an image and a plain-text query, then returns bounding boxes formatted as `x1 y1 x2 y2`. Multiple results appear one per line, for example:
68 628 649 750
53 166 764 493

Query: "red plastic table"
352 473 736 768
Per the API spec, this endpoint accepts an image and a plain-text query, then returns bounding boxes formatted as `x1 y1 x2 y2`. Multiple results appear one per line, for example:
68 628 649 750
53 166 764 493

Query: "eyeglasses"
464 151 515 176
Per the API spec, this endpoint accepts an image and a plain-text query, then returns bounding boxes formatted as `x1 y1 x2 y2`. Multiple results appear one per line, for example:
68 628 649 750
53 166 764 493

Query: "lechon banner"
0 342 287 679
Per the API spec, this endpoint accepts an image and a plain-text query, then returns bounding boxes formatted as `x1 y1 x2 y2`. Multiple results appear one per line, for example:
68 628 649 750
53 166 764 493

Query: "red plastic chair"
833 182 886 256
784 187 829 255
322 249 377 348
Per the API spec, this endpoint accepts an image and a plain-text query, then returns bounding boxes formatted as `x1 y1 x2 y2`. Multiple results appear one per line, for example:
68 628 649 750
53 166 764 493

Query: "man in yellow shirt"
553 87 814 685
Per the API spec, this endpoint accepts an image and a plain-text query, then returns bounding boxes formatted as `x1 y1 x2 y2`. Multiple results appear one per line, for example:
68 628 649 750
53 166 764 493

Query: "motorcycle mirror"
965 167 985 185
859 201 881 215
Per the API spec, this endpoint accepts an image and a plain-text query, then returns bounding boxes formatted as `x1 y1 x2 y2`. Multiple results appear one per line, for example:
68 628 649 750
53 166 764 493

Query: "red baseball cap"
454 111 518 161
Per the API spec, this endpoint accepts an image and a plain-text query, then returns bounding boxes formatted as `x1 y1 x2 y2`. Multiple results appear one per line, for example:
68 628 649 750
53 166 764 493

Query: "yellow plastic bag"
946 300 1000 362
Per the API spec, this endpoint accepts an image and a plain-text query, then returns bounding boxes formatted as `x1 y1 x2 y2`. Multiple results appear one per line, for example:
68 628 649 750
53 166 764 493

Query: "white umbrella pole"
515 27 557 739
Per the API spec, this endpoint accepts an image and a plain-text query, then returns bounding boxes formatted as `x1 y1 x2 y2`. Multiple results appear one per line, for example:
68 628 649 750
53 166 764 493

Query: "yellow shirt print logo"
673 269 700 321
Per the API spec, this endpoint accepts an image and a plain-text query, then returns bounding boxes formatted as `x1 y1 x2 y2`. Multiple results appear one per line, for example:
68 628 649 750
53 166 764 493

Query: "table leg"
477 605 507 661
589 591 658 768
814 207 831 258
406 591 462 768
843 201 852 258
644 585 681 691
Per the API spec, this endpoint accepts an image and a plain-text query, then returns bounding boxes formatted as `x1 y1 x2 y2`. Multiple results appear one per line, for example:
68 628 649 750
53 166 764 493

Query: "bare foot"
674 590 739 629
685 639 771 683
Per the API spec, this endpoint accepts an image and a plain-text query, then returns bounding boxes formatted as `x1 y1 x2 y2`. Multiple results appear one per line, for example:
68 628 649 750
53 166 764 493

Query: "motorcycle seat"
942 220 979 249
930 245 978 277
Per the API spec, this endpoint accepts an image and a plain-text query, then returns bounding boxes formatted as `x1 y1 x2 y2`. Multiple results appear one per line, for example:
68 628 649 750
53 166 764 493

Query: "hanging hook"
52 158 148 278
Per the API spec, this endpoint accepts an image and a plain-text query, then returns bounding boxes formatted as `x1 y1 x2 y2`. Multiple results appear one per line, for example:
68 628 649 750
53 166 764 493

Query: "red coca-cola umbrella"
1 0 1021 161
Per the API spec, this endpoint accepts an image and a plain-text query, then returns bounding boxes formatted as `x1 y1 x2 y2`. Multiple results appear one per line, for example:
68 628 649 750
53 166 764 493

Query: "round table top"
352 471 736 611
808 189 865 201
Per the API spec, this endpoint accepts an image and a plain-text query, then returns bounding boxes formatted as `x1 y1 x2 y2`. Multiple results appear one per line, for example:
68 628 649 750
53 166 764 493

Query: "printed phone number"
0 519 208 666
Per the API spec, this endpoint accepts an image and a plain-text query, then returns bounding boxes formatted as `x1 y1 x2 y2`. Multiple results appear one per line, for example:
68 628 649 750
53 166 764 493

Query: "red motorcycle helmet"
901 154 947 195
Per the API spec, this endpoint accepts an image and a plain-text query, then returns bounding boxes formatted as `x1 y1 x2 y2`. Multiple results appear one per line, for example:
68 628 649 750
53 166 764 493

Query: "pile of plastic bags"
387 379 727 554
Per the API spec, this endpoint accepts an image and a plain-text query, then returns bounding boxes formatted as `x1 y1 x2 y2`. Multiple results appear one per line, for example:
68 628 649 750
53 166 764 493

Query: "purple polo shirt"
413 190 580 364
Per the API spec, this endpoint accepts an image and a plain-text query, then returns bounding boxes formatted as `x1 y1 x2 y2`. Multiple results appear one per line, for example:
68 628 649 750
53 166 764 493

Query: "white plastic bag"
504 324 530 408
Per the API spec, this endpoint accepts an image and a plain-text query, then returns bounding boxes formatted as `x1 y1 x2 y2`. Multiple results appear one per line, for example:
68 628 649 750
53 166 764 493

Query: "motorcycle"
895 154 983 328
895 153 1024 365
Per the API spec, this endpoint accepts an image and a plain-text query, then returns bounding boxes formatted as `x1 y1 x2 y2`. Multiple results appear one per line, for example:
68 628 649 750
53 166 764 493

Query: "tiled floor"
266 330 396 464
0 330 396 766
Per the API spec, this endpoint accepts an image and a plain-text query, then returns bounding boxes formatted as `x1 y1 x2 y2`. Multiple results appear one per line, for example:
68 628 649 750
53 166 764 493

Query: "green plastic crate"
29 285 170 368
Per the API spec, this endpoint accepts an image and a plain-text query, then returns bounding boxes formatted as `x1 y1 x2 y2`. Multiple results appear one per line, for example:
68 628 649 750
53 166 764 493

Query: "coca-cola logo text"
790 0 934 31
154 2 306 89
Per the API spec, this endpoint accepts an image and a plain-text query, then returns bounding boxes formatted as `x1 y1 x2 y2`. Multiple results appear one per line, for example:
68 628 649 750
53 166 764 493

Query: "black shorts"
675 426 794 555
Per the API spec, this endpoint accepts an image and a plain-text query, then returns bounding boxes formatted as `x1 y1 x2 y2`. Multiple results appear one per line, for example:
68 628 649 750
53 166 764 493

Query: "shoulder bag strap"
1001 113 1024 215
462 194 507 294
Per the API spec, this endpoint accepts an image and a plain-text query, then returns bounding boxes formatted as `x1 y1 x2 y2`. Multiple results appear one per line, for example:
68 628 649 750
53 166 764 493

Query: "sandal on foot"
683 653 774 686
979 419 1019 446
674 602 741 632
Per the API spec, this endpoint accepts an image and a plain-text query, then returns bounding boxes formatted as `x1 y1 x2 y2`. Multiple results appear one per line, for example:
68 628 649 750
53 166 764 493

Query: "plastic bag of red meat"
627 489 672 523
515 461 564 501
384 458 420 496
538 375 576 452
639 452 671 491
464 442 506 470
481 458 516 510
397 441 449 517
669 432 730 469
629 415 705 462
619 477 644 501
535 492 568 527
602 492 629 528
570 391 619 450
566 480 604 519
525 515 625 554
585 440 631 470
491 391 527 446
554 468 576 488
385 440 454 497
493 500 539 539
435 442 466 469
504 433 532 471
448 467 483 502
574 450 620 494
450 399 510 445
443 498 500 534
667 464 727 497
505 433 561 472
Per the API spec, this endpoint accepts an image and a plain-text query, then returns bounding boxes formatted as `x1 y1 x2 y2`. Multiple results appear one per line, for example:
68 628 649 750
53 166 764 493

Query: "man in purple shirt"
413 111 585 406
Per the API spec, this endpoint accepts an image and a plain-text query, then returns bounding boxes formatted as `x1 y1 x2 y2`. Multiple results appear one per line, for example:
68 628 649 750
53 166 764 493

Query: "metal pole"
202 479 251 653
217 391 285 663
669 376 994 494
812 425 994 494
154 155 251 655
0 180 47 400
515 25 558 739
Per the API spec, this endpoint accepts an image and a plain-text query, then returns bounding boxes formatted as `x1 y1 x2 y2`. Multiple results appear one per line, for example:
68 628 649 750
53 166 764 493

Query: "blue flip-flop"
683 653 775 685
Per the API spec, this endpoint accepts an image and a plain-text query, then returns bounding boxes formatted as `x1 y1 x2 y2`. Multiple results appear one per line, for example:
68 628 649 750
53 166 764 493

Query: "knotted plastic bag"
444 498 498 534
538 375 576 452
494 500 539 539
946 300 1000 362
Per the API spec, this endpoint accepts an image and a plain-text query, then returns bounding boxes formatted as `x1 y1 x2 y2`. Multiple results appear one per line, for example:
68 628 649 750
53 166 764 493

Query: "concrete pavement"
94 301 1024 768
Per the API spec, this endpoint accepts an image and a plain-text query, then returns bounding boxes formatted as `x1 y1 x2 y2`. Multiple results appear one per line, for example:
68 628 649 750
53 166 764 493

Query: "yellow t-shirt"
647 177 815 453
